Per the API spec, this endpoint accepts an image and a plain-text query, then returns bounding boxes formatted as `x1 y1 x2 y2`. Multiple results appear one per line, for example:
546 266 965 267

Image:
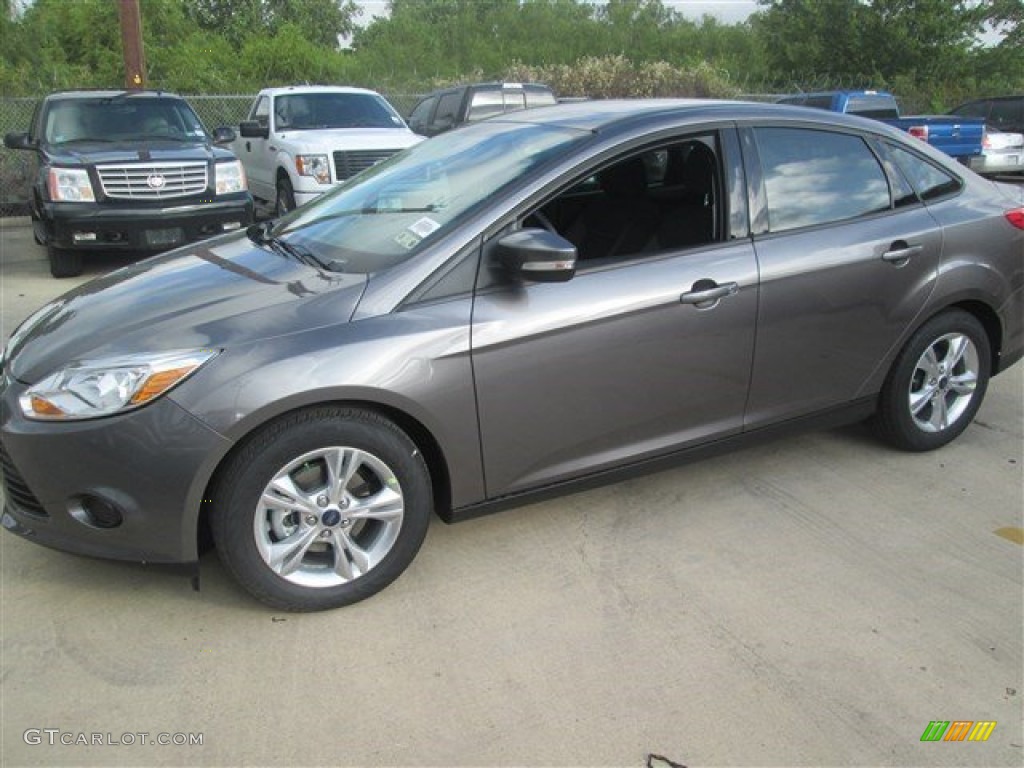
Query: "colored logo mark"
920 721 996 742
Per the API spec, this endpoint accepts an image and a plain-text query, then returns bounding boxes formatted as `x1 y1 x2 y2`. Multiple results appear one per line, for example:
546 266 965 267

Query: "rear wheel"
874 310 990 451
212 408 432 611
47 243 82 278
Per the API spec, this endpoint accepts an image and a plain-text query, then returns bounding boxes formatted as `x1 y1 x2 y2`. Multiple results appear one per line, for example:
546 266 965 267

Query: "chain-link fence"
0 92 424 216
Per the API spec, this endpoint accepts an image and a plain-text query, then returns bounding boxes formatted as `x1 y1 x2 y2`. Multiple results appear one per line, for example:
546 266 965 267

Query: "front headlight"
47 167 95 202
19 349 218 421
215 159 247 195
295 154 331 184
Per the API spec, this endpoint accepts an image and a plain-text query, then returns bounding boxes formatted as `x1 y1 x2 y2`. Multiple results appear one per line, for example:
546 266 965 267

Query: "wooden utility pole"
118 0 146 89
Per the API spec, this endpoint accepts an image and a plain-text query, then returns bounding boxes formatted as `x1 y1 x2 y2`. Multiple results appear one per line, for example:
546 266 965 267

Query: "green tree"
185 0 360 49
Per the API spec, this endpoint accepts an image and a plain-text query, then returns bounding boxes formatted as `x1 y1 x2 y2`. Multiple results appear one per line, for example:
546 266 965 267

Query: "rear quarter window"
754 127 891 232
884 142 962 201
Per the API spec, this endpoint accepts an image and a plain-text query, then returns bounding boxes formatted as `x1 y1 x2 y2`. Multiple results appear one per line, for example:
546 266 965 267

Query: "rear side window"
950 100 989 120
754 127 890 232
885 143 962 201
989 99 1023 131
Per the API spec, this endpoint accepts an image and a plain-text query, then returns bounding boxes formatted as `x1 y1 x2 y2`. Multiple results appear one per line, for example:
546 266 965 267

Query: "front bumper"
0 373 232 564
40 195 254 252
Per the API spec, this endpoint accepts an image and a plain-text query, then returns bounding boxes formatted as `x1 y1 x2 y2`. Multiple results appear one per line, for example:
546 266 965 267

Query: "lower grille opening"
0 442 48 517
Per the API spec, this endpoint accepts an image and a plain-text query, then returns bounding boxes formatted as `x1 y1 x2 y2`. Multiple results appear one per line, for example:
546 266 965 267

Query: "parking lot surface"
1 216 1021 767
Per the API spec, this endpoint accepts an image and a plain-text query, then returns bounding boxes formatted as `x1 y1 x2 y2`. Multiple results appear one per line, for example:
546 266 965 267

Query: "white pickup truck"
233 85 423 215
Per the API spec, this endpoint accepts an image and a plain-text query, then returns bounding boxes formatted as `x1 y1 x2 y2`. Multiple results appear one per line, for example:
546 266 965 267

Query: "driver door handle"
882 243 923 264
680 280 739 308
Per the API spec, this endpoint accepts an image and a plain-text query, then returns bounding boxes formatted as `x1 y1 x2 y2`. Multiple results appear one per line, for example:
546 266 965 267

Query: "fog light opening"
69 495 125 529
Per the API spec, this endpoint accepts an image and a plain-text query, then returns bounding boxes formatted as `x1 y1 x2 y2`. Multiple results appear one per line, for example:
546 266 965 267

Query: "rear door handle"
882 243 923 265
680 280 739 308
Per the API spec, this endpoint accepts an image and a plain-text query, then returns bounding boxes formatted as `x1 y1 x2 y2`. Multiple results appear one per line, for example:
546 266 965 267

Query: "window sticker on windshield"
394 230 421 250
409 217 441 238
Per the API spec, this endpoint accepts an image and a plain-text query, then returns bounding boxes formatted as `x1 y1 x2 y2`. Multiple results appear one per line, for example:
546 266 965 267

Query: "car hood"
43 139 236 165
275 128 424 152
5 232 367 384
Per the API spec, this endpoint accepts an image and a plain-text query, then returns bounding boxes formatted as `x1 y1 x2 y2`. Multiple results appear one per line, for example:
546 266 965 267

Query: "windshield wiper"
247 221 334 271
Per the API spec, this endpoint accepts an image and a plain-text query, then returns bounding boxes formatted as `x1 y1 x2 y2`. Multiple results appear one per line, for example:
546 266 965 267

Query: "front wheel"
211 408 432 611
874 310 990 451
275 176 296 217
47 243 82 278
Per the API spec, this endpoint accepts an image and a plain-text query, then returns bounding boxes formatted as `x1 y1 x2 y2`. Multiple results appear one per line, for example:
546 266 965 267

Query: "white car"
967 127 1024 176
234 86 423 214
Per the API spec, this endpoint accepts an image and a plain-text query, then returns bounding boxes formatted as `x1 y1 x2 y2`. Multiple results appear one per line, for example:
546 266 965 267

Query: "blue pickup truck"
777 90 984 162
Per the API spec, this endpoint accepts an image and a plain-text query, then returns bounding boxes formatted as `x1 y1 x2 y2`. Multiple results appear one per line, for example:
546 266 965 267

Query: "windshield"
273 121 588 273
275 93 406 130
44 96 210 144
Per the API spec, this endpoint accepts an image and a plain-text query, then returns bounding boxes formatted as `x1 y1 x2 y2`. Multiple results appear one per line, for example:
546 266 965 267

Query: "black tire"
275 176 296 217
47 243 82 278
874 310 990 452
211 407 432 611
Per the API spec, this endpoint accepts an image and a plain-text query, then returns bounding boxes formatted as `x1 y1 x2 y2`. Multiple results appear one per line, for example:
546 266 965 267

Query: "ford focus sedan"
2 101 1022 611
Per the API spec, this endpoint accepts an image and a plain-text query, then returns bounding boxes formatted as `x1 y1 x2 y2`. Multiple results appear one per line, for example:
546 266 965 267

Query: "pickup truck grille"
333 150 398 181
97 162 209 200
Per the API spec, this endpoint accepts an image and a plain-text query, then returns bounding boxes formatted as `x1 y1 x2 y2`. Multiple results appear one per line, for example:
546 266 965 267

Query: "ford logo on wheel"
146 173 167 189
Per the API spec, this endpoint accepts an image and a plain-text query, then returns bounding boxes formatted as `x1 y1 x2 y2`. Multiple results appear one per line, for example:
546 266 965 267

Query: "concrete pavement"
1 218 1021 767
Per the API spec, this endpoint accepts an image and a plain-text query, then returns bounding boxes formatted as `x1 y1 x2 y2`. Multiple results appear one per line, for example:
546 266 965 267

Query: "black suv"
407 82 556 137
4 90 254 277
949 95 1024 134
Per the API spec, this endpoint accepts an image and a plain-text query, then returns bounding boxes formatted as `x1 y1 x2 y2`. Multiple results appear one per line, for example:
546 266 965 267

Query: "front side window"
755 127 890 232
521 133 723 264
251 96 270 125
407 96 437 131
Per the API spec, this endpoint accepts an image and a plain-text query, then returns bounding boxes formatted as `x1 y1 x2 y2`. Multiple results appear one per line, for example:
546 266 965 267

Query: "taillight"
908 125 929 141
982 129 991 149
1006 208 1024 230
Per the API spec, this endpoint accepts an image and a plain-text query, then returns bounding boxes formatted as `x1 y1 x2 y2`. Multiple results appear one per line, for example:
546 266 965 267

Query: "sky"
354 0 761 26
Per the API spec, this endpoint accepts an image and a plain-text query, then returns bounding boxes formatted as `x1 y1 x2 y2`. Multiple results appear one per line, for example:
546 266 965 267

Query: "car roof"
44 89 185 101
489 98 901 135
261 85 385 97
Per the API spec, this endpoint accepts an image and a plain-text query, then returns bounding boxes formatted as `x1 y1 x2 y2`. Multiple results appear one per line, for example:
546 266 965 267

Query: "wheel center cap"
321 509 342 527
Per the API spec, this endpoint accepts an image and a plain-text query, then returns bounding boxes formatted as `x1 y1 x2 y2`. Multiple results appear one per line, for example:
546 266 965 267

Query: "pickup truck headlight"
19 349 218 421
47 167 95 202
295 154 331 185
215 159 247 195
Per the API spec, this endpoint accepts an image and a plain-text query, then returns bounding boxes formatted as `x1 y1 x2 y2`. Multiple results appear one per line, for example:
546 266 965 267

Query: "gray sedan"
2 100 1022 610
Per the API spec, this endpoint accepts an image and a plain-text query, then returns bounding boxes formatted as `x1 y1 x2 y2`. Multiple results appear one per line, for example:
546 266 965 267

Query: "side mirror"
239 120 268 139
497 228 577 283
4 132 33 150
212 126 236 144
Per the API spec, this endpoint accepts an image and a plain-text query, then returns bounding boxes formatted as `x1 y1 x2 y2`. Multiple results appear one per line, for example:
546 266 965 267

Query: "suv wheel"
47 244 82 278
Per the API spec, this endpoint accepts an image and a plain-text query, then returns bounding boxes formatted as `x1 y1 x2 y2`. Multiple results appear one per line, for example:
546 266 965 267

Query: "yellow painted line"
994 527 1024 545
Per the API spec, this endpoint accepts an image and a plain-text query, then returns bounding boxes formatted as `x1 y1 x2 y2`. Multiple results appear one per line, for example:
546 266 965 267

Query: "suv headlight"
19 349 218 421
295 154 331 184
215 159 247 195
47 167 95 202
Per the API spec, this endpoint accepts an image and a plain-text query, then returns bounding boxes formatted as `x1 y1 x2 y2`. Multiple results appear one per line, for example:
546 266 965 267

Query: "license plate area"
144 228 184 247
